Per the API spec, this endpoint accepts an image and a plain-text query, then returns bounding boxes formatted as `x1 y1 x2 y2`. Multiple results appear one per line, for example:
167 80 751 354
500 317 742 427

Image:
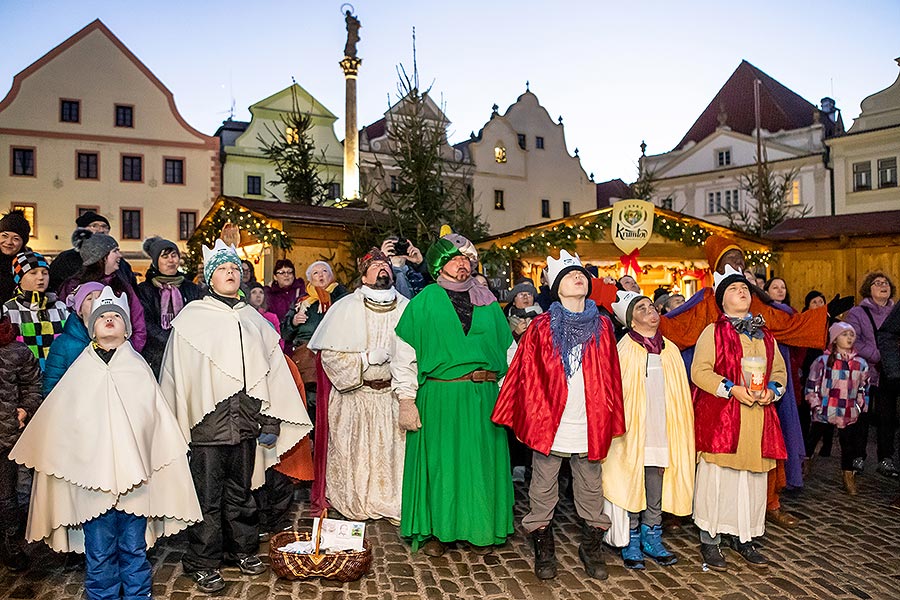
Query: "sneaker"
188 569 226 593
877 458 900 478
231 554 267 576
731 540 769 568
852 457 865 473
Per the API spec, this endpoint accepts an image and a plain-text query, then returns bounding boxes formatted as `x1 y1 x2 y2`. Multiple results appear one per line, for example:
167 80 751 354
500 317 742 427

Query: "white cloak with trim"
10 342 202 553
159 296 313 488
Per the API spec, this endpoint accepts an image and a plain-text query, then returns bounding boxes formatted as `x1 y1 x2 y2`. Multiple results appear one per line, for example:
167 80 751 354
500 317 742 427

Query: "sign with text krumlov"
610 199 655 255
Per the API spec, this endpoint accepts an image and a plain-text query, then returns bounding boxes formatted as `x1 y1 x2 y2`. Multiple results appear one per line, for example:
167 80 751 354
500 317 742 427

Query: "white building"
827 58 900 215
0 20 218 264
639 61 842 226
456 88 596 234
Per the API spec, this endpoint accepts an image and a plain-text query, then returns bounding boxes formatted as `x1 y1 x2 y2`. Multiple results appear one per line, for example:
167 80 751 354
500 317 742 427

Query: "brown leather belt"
362 379 392 390
427 369 498 383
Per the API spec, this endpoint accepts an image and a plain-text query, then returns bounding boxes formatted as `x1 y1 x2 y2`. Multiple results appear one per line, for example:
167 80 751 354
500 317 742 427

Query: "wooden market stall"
477 206 771 299
188 195 387 284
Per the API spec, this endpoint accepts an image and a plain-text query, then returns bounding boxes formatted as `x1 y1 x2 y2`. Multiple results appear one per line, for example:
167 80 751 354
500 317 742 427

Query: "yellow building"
0 19 218 270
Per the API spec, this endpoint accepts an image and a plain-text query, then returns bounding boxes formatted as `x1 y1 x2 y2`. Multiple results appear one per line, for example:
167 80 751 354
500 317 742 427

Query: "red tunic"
492 311 625 461
693 315 787 460
659 288 827 351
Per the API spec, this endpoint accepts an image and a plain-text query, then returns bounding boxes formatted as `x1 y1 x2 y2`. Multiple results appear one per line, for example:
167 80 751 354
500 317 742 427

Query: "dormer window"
494 145 507 163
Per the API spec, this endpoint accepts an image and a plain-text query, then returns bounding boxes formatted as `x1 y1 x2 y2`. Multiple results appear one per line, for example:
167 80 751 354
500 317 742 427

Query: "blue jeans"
83 509 152 600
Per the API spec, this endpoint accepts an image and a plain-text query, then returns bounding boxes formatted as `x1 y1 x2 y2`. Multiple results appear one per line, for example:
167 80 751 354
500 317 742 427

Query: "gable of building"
848 59 900 133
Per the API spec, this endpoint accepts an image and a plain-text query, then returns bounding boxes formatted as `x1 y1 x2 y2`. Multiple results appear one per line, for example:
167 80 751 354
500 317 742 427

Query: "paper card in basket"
312 517 366 552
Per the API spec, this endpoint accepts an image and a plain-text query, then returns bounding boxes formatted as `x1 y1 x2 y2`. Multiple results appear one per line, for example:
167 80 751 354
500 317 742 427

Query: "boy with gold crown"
160 240 312 593
11 286 201 599
493 250 625 582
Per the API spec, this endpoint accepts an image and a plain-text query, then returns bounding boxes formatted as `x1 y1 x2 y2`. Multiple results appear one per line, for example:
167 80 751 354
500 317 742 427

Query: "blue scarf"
549 299 602 378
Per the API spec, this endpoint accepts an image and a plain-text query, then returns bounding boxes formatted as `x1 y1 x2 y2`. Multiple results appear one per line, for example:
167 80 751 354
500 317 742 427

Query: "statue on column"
344 10 361 58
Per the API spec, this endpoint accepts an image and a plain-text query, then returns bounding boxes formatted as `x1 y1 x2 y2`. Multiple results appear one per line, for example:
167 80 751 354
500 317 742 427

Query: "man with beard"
395 235 516 556
307 248 417 522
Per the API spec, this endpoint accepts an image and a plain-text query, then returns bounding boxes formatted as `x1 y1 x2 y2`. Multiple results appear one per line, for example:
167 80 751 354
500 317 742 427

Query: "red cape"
492 311 625 461
693 315 787 460
659 288 827 351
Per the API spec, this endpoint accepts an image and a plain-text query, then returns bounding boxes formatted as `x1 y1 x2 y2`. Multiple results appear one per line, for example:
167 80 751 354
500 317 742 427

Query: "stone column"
340 56 362 201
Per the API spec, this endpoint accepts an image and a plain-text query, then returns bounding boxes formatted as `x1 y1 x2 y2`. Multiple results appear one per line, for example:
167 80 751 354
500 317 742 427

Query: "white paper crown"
713 264 744 292
201 238 238 263
91 284 129 316
611 290 642 327
546 249 583 290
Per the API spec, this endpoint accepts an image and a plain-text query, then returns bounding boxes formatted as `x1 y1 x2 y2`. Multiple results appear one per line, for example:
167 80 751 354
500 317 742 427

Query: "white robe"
10 342 202 553
308 288 417 520
159 296 313 489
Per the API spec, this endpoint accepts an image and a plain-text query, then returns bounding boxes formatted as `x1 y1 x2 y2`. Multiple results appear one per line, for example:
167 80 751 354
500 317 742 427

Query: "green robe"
395 284 514 549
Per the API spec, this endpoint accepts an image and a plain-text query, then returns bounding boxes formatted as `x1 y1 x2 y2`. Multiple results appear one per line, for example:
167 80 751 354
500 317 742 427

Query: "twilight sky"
2 0 898 183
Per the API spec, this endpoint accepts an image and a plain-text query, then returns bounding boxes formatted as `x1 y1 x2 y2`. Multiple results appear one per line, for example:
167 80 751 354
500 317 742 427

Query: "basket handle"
313 508 328 557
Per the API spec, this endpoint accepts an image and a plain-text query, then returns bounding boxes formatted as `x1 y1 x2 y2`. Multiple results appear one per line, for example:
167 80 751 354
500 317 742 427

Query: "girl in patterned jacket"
805 322 870 495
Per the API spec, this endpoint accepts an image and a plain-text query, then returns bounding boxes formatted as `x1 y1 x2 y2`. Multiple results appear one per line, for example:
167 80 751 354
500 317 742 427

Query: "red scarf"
693 313 787 459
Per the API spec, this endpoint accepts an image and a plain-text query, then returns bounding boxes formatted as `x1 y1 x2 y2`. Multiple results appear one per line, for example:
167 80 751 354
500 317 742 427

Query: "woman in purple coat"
264 259 306 326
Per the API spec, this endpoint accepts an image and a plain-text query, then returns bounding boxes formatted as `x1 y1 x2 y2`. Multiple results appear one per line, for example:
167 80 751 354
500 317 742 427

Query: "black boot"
531 525 557 580
578 523 608 580
0 529 28 572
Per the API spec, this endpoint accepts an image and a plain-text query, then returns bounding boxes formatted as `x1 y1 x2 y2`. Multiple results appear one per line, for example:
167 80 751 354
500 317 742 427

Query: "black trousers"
183 440 259 572
806 421 836 458
253 468 295 534
0 449 18 534
839 421 868 471
871 383 900 461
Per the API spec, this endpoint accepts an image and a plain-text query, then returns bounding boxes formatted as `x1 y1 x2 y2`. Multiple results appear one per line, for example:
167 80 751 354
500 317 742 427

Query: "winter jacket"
265 279 307 325
805 350 869 429
2 290 68 369
281 284 349 350
58 271 147 353
42 313 91 396
844 297 895 386
136 268 203 377
876 301 900 383
0 318 42 450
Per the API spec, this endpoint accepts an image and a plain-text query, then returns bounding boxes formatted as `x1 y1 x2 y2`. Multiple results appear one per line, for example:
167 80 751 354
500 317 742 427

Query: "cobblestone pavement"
3 448 900 600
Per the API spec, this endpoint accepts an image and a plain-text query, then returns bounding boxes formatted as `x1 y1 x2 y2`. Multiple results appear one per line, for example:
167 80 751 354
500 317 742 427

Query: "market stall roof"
212 195 390 228
766 209 900 241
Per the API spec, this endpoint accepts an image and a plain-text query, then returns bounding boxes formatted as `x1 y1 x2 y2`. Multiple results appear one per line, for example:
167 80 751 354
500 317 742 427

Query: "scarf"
16 288 48 311
727 313 767 339
152 274 185 330
627 329 665 355
436 274 496 307
359 285 397 306
549 299 601 379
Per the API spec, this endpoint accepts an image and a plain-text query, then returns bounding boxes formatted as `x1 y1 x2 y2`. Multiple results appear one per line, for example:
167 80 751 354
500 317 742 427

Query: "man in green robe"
395 235 515 556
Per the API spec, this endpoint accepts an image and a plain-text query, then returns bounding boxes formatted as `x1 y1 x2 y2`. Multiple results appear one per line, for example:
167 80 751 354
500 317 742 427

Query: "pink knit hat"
828 321 855 345
66 281 105 313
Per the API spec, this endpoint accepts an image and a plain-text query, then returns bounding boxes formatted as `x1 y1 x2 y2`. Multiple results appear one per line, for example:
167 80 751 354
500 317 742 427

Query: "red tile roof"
675 60 836 150
595 178 631 208
765 210 900 241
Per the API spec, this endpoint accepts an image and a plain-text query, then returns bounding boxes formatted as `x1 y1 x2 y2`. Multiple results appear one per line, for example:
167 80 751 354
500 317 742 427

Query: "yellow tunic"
691 324 786 473
602 336 695 516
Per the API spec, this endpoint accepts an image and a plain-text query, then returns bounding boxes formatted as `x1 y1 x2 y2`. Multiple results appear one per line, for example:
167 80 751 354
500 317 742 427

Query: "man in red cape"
493 250 625 582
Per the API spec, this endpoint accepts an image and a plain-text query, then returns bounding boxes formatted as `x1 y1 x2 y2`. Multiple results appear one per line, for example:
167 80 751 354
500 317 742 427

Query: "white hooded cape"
10 342 202 553
159 296 313 488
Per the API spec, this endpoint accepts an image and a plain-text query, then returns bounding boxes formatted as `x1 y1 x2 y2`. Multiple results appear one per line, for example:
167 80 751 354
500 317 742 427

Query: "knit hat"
425 238 463 279
88 286 132 339
546 250 592 299
201 239 242 285
704 234 742 273
357 247 391 275
75 210 110 229
72 228 118 266
611 290 651 328
0 210 31 247
305 260 334 282
713 265 750 311
828 321 855 346
142 236 178 269
66 281 105 313
12 251 49 285
510 279 538 299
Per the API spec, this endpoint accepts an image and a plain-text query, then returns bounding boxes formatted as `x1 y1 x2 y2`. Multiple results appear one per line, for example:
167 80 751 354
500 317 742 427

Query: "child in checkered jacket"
1 251 67 369
805 322 870 494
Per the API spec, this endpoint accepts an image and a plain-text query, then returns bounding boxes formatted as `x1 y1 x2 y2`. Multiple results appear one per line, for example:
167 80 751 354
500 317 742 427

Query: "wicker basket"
269 510 372 581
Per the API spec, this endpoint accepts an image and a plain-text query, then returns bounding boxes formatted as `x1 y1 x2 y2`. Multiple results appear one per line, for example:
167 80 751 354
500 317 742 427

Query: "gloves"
398 398 422 431
827 294 854 319
257 433 278 448
367 347 391 365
